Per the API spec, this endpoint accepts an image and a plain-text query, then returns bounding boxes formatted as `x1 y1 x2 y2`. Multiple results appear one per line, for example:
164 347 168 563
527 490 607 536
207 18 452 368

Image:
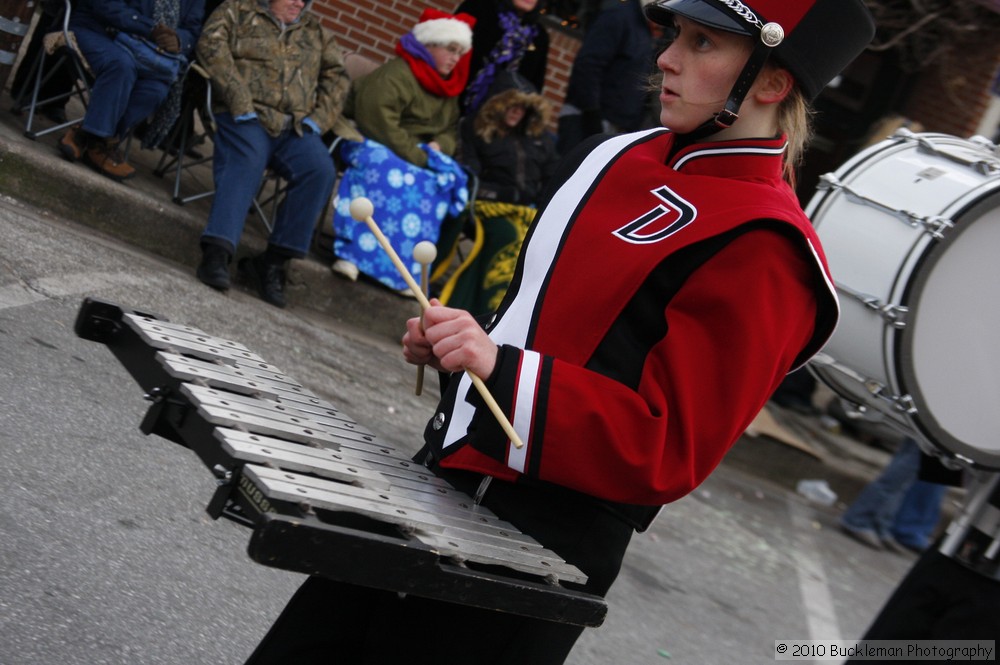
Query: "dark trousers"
202 113 336 257
847 547 1000 663
245 469 634 665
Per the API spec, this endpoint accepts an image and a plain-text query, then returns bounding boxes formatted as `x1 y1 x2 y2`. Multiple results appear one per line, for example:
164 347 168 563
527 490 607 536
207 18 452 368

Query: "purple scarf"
463 10 538 114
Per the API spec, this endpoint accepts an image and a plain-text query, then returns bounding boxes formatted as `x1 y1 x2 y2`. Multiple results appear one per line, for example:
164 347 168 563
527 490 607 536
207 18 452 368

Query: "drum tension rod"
834 284 909 328
910 131 1000 177
859 379 918 416
818 174 954 240
891 393 918 416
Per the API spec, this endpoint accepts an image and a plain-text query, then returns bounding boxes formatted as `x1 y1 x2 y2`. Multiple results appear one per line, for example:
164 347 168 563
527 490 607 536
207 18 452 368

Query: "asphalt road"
0 192 919 664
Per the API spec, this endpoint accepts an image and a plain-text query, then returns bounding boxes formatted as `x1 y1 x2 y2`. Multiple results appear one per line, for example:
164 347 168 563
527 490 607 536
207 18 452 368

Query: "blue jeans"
71 25 172 139
841 438 945 546
202 113 336 257
891 479 948 549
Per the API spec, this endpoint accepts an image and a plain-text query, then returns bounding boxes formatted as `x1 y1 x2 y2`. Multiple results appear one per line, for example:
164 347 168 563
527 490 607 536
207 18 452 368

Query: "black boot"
239 251 287 308
196 243 231 291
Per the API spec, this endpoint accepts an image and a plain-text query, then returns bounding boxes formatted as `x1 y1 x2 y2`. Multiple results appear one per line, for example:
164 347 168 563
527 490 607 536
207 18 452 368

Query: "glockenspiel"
74 297 607 627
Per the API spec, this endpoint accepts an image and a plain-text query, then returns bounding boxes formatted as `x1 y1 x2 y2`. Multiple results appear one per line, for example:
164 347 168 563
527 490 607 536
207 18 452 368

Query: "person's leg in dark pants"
236 128 335 307
197 113 272 291
265 130 336 257
847 548 1000 664
246 475 633 664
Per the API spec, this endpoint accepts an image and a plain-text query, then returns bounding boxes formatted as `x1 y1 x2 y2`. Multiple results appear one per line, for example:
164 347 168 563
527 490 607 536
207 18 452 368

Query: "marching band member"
246 0 875 662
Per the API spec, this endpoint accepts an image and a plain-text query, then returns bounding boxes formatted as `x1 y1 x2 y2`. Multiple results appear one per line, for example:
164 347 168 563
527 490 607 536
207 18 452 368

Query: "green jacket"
347 58 460 168
196 0 349 137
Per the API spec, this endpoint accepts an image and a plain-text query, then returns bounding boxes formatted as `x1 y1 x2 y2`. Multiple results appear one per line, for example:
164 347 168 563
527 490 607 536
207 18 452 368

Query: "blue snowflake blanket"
332 139 469 292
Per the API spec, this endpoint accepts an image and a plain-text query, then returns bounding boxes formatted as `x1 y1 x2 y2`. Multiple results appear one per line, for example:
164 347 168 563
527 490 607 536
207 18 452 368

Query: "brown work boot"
84 138 136 182
59 125 87 162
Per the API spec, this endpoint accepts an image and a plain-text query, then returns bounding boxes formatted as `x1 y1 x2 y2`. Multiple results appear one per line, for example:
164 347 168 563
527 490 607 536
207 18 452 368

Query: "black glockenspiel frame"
74 296 607 627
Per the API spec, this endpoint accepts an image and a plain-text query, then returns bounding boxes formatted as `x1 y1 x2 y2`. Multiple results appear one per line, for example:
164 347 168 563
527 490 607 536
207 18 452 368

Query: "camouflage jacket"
196 0 349 137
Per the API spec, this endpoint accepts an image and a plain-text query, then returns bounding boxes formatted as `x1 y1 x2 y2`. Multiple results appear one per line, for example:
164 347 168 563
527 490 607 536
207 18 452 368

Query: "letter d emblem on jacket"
612 185 697 244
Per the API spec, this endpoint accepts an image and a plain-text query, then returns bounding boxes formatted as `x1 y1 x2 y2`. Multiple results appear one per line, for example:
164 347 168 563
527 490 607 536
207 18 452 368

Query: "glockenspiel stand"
74 296 608 627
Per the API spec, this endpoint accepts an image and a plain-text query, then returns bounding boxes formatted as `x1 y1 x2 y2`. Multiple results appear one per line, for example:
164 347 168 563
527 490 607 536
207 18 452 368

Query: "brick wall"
899 31 1000 138
311 1 579 118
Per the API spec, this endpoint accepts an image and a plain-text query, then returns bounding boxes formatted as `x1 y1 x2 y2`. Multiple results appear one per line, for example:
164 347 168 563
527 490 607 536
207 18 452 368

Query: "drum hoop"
893 188 1000 469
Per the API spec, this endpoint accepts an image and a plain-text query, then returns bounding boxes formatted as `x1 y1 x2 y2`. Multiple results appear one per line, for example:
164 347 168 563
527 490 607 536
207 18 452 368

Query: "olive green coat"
196 0 349 137
346 58 460 168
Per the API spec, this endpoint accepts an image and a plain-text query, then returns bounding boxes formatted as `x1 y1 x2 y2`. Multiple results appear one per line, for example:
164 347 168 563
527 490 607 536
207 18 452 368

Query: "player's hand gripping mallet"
349 197 525 449
412 240 437 396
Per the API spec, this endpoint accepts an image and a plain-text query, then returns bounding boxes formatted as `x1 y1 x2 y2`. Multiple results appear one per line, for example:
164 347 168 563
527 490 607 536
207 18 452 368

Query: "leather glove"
150 23 181 54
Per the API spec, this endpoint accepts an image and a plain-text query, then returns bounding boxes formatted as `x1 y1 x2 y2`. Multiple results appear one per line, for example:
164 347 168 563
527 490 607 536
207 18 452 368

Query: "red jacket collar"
665 134 788 182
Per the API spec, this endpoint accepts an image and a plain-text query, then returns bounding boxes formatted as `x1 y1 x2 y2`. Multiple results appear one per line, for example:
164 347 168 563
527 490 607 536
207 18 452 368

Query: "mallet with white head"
349 197 524 449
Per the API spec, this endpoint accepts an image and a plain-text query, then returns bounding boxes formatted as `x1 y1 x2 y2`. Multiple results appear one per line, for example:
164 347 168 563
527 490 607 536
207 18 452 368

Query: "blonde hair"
775 80 814 187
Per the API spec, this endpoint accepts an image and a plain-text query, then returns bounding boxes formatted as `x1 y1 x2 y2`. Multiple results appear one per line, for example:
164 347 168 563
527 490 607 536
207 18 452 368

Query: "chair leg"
20 49 91 141
10 49 43 113
152 97 217 206
19 50 54 137
251 174 283 234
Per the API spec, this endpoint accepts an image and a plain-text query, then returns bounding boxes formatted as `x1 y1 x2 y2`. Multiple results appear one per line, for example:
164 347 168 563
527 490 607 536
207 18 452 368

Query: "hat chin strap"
682 39 774 141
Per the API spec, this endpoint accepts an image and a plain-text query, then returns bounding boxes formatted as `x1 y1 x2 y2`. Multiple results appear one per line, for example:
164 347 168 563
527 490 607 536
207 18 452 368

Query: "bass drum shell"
805 131 1000 469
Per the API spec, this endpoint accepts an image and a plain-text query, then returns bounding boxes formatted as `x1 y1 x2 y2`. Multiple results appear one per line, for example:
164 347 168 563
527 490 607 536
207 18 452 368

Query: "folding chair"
343 51 379 81
153 62 216 206
9 0 92 140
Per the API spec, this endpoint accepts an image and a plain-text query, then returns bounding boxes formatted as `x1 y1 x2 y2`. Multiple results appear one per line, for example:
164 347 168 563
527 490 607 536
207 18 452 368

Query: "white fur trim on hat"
412 18 473 52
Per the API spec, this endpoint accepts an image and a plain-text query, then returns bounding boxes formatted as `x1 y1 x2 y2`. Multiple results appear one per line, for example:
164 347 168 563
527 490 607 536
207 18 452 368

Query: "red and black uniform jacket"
423 129 839 528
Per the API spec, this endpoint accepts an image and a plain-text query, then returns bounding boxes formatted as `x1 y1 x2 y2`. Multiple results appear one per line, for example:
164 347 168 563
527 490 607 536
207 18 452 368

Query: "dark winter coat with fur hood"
459 79 559 206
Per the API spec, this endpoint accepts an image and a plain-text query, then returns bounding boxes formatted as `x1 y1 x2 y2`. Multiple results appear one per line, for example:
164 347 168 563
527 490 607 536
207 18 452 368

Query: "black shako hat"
646 0 875 100
646 0 875 131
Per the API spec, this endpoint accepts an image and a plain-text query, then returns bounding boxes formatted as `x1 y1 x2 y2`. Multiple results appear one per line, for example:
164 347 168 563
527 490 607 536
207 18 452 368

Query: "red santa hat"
411 8 476 54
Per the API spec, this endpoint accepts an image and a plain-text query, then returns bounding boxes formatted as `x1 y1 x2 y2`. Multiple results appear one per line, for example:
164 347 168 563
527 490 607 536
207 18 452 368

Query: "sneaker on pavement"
331 259 359 282
883 536 925 555
839 523 884 550
880 536 909 555
84 140 136 182
239 255 287 308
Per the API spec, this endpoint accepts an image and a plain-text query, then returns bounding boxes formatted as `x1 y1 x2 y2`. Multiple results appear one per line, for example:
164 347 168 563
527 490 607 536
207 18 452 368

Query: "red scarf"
395 41 471 98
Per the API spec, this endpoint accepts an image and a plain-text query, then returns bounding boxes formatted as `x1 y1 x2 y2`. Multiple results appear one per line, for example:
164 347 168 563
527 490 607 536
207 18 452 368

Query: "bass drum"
805 129 1000 469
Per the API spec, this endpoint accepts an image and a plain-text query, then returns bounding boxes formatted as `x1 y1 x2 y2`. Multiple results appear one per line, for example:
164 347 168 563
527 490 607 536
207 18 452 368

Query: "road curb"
0 127 420 341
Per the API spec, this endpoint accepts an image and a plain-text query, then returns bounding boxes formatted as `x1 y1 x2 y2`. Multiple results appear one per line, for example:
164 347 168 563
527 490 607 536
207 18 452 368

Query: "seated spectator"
439 71 558 315
193 0 350 308
330 8 474 295
58 0 204 181
133 0 227 157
